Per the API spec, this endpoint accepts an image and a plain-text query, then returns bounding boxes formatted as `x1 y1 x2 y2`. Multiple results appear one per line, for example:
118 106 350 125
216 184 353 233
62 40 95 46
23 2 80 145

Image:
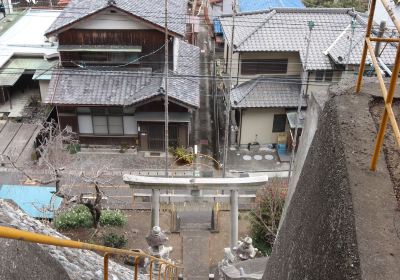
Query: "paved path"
182 227 210 280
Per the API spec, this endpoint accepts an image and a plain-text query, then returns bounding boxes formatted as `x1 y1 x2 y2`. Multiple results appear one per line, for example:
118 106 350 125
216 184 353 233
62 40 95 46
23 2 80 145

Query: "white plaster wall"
73 9 154 30
39 80 49 102
239 108 288 145
306 70 342 96
233 51 303 86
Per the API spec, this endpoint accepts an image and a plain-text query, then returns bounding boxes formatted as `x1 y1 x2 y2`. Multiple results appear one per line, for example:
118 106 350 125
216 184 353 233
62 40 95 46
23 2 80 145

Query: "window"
77 107 137 136
325 70 334 82
108 116 124 135
77 52 139 65
77 115 93 134
315 70 334 82
315 70 324 81
93 116 108 134
272 114 286 133
241 59 288 75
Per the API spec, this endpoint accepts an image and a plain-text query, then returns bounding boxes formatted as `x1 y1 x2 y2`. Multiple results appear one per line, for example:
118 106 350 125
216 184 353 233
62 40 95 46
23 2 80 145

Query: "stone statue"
217 237 259 279
234 237 257 261
145 226 173 261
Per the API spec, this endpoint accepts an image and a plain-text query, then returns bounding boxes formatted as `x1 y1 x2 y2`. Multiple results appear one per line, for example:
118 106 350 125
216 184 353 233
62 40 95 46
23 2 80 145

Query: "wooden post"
356 0 376 93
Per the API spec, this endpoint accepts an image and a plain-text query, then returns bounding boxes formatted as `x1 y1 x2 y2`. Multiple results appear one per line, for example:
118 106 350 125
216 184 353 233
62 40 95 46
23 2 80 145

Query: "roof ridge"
235 10 277 48
273 7 353 13
234 76 261 105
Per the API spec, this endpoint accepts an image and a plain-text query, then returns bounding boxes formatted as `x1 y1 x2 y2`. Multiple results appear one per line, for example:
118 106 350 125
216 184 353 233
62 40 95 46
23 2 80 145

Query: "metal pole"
151 189 160 227
223 0 236 178
288 21 314 179
164 0 169 177
230 189 238 249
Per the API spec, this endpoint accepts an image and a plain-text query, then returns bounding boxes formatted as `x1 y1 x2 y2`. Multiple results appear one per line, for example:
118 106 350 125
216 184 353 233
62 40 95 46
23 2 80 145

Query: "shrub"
100 210 127 227
67 143 81 154
173 146 194 165
54 205 93 230
250 179 288 255
103 233 127 248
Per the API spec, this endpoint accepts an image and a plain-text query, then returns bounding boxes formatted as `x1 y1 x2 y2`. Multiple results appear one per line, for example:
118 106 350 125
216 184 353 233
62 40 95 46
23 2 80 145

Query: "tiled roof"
326 15 398 66
231 76 306 108
220 8 398 70
238 0 304 13
46 0 188 36
45 40 200 108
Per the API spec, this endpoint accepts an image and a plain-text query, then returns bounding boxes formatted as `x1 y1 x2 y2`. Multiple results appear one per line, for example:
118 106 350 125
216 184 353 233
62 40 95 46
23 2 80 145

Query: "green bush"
54 205 93 230
103 233 127 248
54 207 127 230
250 179 288 255
173 146 194 165
100 210 127 227
67 143 81 154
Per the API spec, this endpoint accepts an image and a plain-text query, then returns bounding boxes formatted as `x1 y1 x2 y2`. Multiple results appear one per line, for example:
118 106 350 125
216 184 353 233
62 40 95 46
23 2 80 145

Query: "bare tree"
250 178 288 253
1 121 110 232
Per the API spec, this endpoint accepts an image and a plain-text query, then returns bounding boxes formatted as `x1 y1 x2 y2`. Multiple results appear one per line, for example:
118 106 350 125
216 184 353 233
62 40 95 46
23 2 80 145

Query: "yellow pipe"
104 253 109 280
0 226 176 267
370 43 400 170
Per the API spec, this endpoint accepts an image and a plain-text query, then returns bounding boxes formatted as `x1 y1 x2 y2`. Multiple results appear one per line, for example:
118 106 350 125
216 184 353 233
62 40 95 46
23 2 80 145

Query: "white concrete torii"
123 175 268 248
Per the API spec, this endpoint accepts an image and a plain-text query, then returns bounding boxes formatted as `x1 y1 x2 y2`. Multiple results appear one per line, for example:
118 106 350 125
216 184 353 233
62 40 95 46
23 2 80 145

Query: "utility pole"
288 20 314 179
375 20 387 57
347 19 357 65
222 0 236 178
164 0 169 177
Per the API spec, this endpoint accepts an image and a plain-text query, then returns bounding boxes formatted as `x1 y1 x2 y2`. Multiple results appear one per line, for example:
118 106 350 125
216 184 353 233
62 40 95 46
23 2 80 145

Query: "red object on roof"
58 0 70 6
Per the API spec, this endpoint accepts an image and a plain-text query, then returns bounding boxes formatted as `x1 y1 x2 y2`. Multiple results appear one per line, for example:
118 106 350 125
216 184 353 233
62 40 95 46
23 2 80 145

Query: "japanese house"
44 0 200 150
219 8 397 147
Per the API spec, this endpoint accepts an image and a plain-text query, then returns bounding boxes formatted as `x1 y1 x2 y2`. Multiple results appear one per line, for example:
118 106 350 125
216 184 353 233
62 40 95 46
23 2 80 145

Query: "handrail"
0 226 181 280
355 0 400 171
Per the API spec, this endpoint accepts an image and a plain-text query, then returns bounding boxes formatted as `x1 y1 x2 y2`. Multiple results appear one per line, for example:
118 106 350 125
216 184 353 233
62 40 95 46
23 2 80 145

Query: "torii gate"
123 175 268 248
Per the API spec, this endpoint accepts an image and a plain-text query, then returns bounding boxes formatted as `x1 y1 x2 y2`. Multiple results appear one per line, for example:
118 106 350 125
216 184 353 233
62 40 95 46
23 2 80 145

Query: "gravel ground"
370 98 400 209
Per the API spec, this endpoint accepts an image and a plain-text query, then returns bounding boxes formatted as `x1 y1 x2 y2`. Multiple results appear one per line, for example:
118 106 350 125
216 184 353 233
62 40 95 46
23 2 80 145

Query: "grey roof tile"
46 0 188 36
45 39 200 108
231 75 306 108
220 8 398 70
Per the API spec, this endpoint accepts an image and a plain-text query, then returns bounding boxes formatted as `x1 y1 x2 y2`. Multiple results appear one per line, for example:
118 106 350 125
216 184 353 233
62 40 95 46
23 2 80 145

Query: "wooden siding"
59 29 173 69
79 136 136 146
59 29 165 46
135 100 188 112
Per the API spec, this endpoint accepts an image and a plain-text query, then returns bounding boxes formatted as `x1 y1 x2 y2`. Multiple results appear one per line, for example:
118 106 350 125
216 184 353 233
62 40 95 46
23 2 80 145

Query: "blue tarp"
213 18 223 34
239 0 305 12
0 185 62 219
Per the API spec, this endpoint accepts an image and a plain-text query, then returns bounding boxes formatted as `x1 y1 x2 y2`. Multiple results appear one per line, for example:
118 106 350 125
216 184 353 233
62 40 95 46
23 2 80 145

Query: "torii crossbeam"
123 175 268 248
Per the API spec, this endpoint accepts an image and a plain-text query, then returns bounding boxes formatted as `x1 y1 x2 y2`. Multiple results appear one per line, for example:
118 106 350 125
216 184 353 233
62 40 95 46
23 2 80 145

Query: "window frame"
241 59 288 75
272 114 287 133
76 107 135 136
